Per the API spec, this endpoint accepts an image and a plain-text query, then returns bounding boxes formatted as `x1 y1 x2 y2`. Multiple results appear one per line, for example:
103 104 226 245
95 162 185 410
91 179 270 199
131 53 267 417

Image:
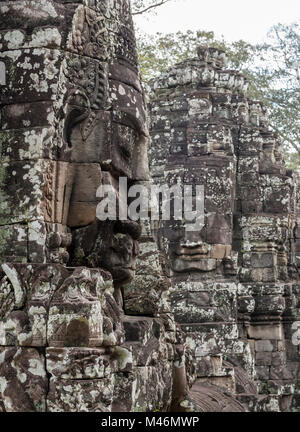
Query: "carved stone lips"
114 265 135 270
175 243 209 257
176 254 207 261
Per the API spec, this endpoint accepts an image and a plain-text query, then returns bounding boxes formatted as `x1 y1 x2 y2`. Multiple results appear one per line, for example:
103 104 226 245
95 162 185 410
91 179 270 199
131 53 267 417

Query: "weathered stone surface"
0 0 178 414
149 46 300 412
186 381 246 412
0 347 47 412
123 225 172 316
47 267 123 348
46 347 114 379
47 377 114 412
0 48 61 104
0 264 69 346
247 324 283 341
1 0 300 414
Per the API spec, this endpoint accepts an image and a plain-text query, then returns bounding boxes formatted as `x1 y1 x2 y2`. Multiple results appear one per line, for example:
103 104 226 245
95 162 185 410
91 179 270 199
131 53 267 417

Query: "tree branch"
272 125 300 155
132 0 171 15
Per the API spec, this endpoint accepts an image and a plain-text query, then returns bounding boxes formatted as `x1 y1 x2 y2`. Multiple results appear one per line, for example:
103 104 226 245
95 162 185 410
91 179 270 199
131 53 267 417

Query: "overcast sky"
134 0 299 43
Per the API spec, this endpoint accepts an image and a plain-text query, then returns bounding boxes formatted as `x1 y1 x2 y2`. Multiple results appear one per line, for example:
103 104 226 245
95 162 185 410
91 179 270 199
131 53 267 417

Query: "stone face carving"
149 46 300 412
0 0 176 412
1 0 300 413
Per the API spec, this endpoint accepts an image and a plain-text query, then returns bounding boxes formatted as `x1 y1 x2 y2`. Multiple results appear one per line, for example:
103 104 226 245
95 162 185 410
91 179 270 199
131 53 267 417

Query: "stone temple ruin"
0 0 299 412
149 46 300 411
0 0 176 412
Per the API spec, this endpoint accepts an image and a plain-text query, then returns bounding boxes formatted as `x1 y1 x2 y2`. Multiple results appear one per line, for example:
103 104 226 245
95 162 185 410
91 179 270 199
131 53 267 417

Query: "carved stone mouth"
176 245 209 256
175 253 207 261
114 265 135 270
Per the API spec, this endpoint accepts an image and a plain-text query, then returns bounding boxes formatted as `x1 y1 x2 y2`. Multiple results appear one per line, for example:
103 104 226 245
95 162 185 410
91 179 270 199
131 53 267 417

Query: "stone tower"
0 0 177 412
149 46 300 411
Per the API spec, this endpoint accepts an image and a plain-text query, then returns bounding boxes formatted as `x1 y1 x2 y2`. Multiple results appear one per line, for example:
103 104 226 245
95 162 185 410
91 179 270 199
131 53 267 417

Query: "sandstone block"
0 347 47 412
47 377 113 412
46 347 114 379
247 324 283 340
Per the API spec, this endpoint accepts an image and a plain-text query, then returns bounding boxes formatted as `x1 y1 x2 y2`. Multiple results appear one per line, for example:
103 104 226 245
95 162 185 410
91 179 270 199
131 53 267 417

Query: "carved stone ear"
63 90 91 147
63 107 88 148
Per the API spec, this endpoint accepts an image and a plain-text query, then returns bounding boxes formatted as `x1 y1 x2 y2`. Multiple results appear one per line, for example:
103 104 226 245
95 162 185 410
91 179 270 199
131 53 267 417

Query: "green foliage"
284 152 300 171
246 23 300 160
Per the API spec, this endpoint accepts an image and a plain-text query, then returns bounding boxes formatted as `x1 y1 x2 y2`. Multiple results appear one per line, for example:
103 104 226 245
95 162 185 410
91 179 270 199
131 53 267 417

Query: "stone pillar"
149 48 254 411
0 0 176 412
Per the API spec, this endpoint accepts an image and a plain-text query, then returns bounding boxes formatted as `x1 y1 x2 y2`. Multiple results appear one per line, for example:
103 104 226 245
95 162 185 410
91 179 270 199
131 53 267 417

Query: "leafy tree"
251 23 300 156
284 152 300 170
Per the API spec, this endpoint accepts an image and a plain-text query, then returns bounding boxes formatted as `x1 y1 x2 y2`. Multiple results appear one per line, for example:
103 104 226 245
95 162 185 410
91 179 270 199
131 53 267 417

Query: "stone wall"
1 0 300 413
149 46 300 412
0 0 177 412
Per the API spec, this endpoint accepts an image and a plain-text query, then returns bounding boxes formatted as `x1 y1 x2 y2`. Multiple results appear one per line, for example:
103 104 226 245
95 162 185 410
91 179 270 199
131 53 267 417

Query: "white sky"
133 0 300 43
